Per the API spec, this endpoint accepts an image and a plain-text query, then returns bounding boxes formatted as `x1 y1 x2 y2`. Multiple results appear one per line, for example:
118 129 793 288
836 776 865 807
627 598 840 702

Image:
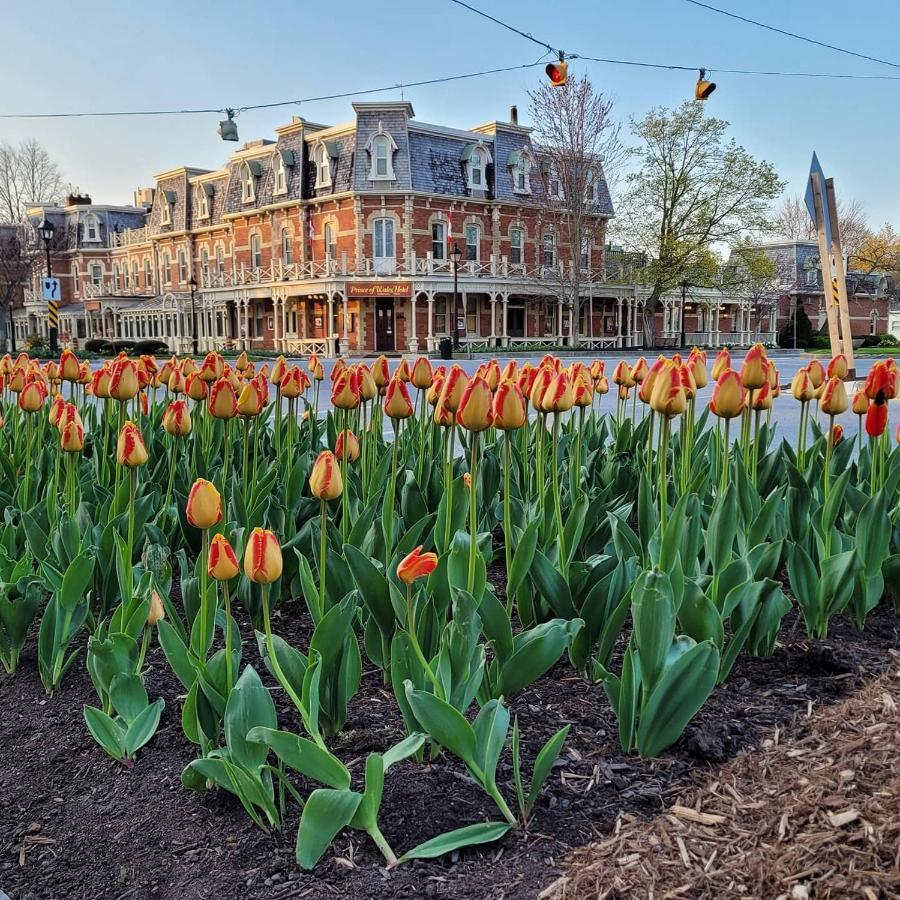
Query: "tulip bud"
631 357 649 384
147 591 166 626
185 372 208 402
117 421 149 467
529 366 554 412
711 348 731 381
865 402 888 437
280 366 308 400
306 352 319 373
688 348 708 389
595 375 609 395
820 376 848 416
426 370 445 407
638 356 667 405
739 344 768 390
439 365 468 413
162 399 192 436
60 420 85 453
186 478 222 529
198 352 224 383
243 528 283 584
208 533 240 581
805 358 825 389
312 360 325 382
310 450 343 500
396 359 411 383
18 381 46 412
383 378 414 420
410 357 433 390
49 394 66 428
492 381 527 430
456 375 494 431
826 354 848 380
208 377 238 419
59 349 81 382
78 361 92 385
397 545 439 585
649 362 687 418
541 371 574 413
612 361 634 388
829 423 844 446
433 398 453 428
335 429 360 462
109 358 140 401
573 375 593 408
463 472 472 491
371 355 390 390
708 369 745 419
358 365 377 402
332 367 361 410
270 355 288 387
790 369 816 403
751 381 773 411
851 389 868 416
237 380 264 417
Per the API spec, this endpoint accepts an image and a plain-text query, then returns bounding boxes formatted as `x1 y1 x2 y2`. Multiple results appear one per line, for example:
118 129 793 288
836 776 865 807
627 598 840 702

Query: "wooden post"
825 178 856 375
810 172 841 358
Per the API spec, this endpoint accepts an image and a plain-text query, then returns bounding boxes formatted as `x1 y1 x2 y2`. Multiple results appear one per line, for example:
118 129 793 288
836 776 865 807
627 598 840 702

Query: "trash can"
438 337 453 360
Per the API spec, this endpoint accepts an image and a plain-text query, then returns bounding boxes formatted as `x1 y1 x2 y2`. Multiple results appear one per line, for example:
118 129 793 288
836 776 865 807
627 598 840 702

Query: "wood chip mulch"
541 651 900 900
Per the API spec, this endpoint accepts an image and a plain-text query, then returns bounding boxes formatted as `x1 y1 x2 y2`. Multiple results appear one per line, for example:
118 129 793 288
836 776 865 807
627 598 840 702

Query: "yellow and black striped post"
831 277 841 308
48 300 59 354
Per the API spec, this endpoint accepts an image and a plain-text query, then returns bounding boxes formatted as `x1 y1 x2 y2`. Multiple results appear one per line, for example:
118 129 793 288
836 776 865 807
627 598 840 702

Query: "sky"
1 0 898 228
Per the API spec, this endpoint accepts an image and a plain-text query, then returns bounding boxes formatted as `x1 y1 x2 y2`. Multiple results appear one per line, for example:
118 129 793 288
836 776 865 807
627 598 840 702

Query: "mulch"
543 654 900 900
0 601 898 900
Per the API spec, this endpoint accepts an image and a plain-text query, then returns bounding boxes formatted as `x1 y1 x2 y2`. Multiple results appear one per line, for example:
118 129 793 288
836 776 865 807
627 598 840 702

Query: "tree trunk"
642 291 661 348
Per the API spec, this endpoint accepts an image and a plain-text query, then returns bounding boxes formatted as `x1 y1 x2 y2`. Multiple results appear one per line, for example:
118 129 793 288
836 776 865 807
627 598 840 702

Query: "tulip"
826 354 848 380
243 528 283 585
110 358 140 402
208 532 240 581
397 546 439 585
335 429 360 462
49 394 66 428
806 358 825 390
612 360 633 388
396 358 411 383
208 377 238 419
92 366 112 399
310 450 343 501
649 362 686 419
237 380 264 417
439 365 468 413
709 370 745 420
865 401 887 438
688 349 708 389
492 381 527 431
541 372 574 414
631 357 649 384
59 349 81 383
60 419 84 453
383 377 414 420
78 361 92 386
147 591 165 627
280 366 307 400
595 375 609 395
433 398 453 428
456 376 493 432
791 369 815 403
306 352 319 373
372 355 390 390
751 381 773 411
332 367 361 410
410 356 433 390
852 389 868 416
168 367 185 395
312 360 324 382
829 423 844 446
185 372 208 402
740 344 768 391
708 348 728 382
18 380 45 413
820 377 848 417
358 365 377 402
186 477 222 529
197 352 223 383
573 376 593 408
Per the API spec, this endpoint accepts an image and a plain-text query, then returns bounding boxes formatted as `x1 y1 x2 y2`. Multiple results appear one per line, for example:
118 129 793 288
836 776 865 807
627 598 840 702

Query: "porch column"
408 293 418 355
616 298 623 348
489 293 497 348
244 298 252 351
282 296 289 350
557 298 563 345
326 295 336 359
501 293 509 348
340 292 349 357
426 292 435 352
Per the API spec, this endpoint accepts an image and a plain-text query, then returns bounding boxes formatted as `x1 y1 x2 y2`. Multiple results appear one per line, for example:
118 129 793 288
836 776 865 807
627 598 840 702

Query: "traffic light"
545 60 568 87
218 109 239 142
695 68 716 100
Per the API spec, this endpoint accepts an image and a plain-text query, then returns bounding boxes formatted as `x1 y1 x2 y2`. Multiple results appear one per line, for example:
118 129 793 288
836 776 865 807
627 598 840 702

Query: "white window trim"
160 200 171 225
509 226 524 264
512 154 533 195
465 224 480 262
314 142 333 189
274 155 288 196
585 168 597 202
250 233 262 268
465 142 493 191
366 125 398 181
83 214 100 243
198 191 210 220
241 162 257 204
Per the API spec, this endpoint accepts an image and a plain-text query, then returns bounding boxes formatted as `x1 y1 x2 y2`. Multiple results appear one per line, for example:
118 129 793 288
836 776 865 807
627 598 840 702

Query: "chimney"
66 194 92 206
510 105 518 126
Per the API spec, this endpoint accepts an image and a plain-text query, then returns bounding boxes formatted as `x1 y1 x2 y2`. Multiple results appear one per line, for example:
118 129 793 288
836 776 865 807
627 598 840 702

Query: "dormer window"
365 126 397 181
160 191 175 225
241 162 259 203
314 143 332 189
84 213 100 243
463 142 492 191
509 150 532 194
549 169 562 200
198 184 212 219
585 168 597 202
274 149 294 195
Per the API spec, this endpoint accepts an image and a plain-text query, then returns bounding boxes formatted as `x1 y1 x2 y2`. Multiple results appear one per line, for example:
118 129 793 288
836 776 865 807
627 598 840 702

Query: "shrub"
778 306 813 348
84 338 113 354
133 339 171 355
861 332 900 348
109 339 136 353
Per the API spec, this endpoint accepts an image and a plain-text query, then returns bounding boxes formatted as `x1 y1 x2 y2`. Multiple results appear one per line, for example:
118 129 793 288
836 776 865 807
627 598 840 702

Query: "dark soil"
1 596 897 900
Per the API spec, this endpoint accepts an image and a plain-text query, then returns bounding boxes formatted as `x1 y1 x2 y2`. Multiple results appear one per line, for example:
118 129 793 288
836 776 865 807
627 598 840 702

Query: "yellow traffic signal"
695 68 716 100
545 60 568 87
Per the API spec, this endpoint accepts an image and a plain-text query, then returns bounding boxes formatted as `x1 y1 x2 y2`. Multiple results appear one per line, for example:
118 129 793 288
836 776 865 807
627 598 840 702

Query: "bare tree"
527 76 625 345
0 225 41 352
0 139 69 223
771 193 870 260
616 101 784 346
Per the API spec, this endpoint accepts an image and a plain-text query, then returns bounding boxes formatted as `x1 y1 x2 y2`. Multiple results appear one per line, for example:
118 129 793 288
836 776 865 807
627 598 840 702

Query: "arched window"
281 227 292 264
215 244 225 273
870 309 879 335
366 127 397 180
469 151 483 187
250 233 262 268
84 214 100 243
513 155 531 193
198 188 210 219
89 263 102 288
314 144 332 188
542 231 555 268
162 252 172 284
274 155 287 194
464 142 492 191
242 162 256 203
585 168 597 202
177 249 187 284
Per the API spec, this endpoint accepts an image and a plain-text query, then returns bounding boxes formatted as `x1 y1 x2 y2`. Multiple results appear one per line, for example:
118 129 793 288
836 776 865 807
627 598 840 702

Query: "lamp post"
679 279 693 350
39 218 57 355
189 276 198 356
451 242 462 351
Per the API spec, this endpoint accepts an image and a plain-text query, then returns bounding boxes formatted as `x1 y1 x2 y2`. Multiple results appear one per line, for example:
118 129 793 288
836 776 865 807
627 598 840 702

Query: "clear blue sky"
1 0 898 227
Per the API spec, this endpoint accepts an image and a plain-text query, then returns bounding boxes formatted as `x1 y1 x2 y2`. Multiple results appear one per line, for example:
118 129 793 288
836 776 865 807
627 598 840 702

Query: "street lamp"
189 276 198 356
451 243 463 351
39 218 57 355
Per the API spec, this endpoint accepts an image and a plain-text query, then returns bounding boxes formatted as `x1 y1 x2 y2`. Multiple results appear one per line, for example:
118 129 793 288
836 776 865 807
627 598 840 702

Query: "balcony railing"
109 225 154 247
82 280 156 299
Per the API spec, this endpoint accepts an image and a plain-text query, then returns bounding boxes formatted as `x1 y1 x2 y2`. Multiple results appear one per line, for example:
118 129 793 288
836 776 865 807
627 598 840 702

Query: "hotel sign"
347 282 411 298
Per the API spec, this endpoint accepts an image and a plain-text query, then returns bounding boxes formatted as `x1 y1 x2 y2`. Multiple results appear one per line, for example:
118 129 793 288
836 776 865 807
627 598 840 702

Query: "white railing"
284 337 330 356
109 225 153 247
579 336 620 350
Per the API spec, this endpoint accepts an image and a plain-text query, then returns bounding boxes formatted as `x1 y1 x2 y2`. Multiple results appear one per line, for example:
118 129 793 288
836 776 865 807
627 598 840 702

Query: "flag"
307 213 315 244
446 210 452 249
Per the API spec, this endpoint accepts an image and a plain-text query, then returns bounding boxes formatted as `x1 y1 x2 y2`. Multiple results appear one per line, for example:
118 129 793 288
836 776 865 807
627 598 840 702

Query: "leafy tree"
851 223 900 277
772 193 870 260
615 102 784 346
